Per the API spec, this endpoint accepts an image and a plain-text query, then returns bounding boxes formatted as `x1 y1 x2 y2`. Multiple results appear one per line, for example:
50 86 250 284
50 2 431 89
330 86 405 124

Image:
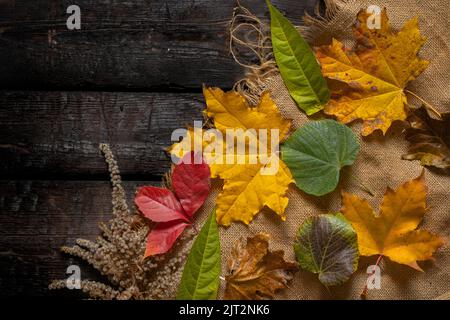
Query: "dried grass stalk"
49 144 194 299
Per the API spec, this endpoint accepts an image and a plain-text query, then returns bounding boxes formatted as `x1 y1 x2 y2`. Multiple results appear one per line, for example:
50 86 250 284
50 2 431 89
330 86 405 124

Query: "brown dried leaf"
402 106 450 170
224 233 298 300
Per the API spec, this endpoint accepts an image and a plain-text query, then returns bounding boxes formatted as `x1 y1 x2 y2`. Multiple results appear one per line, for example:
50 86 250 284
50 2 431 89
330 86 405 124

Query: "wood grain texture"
0 91 204 178
0 0 317 90
0 0 320 297
0 180 154 296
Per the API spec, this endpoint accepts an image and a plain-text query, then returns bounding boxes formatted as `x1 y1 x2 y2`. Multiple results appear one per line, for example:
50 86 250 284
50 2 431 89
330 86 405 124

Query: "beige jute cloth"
195 0 450 299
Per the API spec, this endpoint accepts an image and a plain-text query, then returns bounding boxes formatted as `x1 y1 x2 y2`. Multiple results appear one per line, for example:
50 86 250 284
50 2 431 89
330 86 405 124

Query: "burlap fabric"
196 0 450 299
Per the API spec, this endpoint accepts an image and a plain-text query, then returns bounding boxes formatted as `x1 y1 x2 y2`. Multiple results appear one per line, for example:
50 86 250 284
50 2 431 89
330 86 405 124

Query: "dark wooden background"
0 0 318 296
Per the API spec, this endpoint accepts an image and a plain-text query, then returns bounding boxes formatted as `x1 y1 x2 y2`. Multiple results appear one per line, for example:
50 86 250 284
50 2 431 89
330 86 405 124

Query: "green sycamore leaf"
266 0 330 115
281 119 359 196
294 213 359 286
176 209 221 300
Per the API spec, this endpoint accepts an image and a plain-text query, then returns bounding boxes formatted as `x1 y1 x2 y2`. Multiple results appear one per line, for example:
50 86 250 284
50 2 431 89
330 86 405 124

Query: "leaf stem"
360 254 383 300
191 223 199 235
404 89 442 119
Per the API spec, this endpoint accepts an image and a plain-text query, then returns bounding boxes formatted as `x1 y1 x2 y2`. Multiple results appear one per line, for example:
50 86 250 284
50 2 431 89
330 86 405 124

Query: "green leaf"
281 119 359 196
266 0 330 115
176 209 221 300
294 213 359 286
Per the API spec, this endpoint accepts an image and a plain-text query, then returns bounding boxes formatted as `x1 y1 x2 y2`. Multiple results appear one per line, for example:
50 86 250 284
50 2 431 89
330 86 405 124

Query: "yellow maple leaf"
316 8 429 136
169 87 293 226
341 171 445 271
212 155 293 226
202 87 291 142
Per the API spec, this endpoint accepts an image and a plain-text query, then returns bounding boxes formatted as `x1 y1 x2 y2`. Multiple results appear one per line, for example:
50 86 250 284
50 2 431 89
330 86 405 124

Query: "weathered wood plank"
0 180 153 296
0 0 318 89
0 91 205 178
0 1 322 298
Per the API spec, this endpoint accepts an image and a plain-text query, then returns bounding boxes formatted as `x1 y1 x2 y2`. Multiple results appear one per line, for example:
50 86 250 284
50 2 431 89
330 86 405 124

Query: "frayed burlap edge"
229 0 357 104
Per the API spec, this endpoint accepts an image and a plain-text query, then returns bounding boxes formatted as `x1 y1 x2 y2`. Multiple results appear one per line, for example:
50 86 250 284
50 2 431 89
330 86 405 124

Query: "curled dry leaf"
294 213 359 286
316 8 428 136
224 233 299 300
402 106 450 170
341 171 445 270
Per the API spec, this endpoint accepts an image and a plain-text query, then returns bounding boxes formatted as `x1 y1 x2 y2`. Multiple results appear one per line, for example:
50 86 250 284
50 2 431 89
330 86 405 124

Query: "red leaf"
172 152 211 217
135 186 189 222
135 152 211 257
144 221 189 257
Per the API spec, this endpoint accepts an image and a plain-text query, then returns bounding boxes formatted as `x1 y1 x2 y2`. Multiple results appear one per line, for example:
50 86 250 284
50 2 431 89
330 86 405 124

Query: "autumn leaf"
294 213 359 286
135 152 211 257
402 106 450 170
282 119 360 196
267 0 330 115
172 152 212 214
224 233 299 300
316 8 429 136
341 171 445 270
202 86 291 143
177 209 221 300
170 87 293 226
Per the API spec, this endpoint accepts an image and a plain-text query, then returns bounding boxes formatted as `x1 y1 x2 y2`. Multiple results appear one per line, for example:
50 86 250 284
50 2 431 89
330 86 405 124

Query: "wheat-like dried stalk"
49 144 194 299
